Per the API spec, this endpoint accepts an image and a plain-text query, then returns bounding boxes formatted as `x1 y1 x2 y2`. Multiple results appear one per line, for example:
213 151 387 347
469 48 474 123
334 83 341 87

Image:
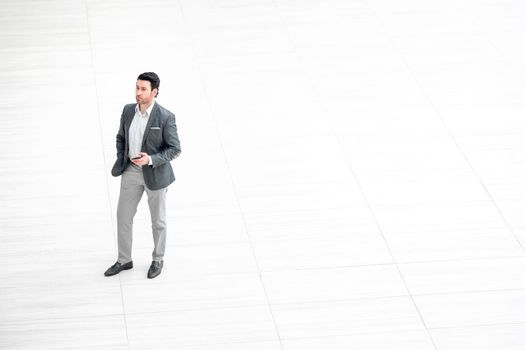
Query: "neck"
139 100 154 114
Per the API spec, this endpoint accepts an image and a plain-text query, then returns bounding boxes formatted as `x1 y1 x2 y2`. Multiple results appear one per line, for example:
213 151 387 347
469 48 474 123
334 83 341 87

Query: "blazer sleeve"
150 111 181 168
111 105 131 177
115 107 127 158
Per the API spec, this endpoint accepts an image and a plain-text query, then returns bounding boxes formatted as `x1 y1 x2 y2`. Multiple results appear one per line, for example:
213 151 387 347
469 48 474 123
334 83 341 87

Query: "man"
104 72 181 279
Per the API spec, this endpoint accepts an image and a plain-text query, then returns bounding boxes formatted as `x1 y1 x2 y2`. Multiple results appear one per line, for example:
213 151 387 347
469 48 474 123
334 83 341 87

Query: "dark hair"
137 72 160 97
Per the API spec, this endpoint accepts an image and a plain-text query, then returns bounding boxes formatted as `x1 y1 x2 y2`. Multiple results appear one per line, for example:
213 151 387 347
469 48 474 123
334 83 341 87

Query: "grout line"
82 1 131 349
273 321 525 341
148 339 281 349
293 254 525 270
428 320 525 331
175 2 285 348
269 1 442 349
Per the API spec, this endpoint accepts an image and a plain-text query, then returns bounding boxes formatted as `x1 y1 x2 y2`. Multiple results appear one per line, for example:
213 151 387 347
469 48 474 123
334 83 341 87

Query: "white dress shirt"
128 101 155 165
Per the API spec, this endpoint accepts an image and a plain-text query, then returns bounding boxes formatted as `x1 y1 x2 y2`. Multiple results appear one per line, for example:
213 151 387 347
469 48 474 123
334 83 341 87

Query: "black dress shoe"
104 261 133 277
147 260 163 279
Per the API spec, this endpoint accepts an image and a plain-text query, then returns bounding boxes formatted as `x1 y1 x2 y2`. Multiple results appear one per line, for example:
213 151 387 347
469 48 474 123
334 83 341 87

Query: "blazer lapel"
124 105 135 139
142 102 159 148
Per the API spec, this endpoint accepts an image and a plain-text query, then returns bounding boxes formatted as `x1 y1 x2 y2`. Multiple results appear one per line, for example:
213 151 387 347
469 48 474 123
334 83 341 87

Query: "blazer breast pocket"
147 127 163 148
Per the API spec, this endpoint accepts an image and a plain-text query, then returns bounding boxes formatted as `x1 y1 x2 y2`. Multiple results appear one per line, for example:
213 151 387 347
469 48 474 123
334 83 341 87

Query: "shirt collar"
135 100 156 117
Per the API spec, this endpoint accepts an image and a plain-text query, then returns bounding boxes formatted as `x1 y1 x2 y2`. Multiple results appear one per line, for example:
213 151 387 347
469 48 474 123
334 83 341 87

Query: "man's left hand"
131 152 150 166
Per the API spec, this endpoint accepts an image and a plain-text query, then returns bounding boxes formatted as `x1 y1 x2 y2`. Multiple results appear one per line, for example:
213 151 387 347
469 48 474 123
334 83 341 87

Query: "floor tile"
281 330 435 350
0 316 128 350
122 271 268 313
415 289 525 329
262 265 407 304
400 257 525 295
272 297 425 339
244 207 393 270
431 323 525 350
126 306 279 348
1 1 525 349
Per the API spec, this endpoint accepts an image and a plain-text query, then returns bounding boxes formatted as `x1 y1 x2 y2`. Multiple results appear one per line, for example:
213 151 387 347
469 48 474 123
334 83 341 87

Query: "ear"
152 88 158 97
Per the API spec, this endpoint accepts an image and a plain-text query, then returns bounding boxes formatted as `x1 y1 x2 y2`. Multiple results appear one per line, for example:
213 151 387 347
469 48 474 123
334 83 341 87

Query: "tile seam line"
270 1 440 349
428 320 525 331
267 321 525 341
292 253 525 270
175 1 285 348
82 1 131 349
368 4 525 253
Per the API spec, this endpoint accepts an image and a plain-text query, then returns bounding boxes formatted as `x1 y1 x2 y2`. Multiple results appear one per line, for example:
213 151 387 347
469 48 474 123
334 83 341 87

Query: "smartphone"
132 155 143 160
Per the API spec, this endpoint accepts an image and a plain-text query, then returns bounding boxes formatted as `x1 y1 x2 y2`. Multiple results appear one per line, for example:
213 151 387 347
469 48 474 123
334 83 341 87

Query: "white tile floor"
0 0 524 349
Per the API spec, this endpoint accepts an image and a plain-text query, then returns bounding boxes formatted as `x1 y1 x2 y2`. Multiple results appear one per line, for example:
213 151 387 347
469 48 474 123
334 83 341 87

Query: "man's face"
136 79 157 105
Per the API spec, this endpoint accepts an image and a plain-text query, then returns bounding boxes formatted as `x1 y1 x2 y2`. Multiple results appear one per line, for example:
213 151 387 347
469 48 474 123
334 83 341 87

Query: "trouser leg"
146 186 168 262
116 167 144 264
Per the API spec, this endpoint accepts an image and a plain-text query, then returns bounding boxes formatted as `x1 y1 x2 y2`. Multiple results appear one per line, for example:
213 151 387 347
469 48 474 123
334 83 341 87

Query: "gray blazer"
111 102 181 190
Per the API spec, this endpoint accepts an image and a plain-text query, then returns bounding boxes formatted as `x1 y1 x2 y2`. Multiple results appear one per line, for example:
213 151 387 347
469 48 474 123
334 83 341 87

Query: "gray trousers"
117 165 168 264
